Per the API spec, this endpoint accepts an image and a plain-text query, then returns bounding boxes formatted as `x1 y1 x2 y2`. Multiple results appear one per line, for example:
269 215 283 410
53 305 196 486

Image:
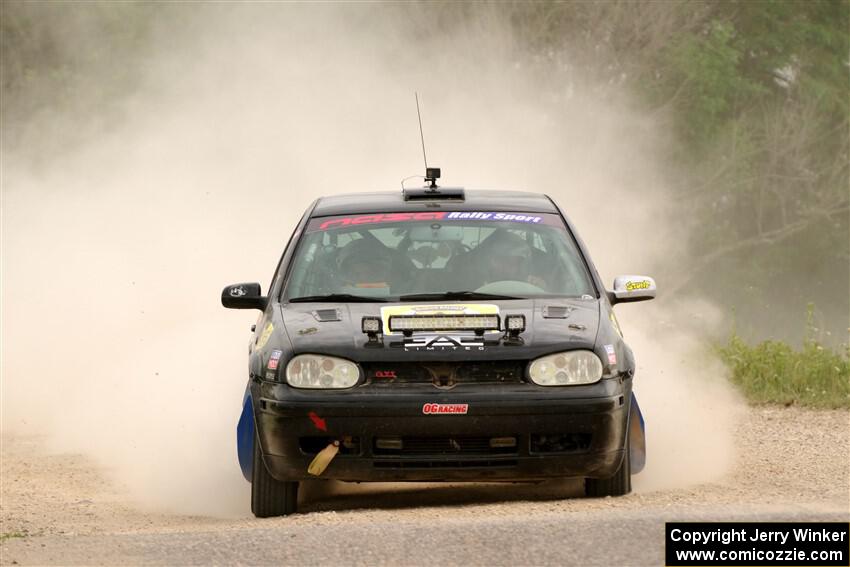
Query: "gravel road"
2 406 848 565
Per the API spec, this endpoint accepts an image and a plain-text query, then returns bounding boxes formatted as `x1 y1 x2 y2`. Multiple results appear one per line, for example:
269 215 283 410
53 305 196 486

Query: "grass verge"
0 531 27 542
718 307 850 409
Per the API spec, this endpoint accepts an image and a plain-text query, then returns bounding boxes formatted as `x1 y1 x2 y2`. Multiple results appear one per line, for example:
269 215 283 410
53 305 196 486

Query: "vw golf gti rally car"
222 175 656 517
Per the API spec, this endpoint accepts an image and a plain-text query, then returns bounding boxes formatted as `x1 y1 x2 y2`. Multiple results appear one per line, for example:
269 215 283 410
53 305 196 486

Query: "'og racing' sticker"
422 403 468 415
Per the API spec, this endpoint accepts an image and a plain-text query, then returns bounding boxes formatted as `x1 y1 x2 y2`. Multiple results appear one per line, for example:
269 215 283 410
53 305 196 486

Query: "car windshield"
284 211 596 301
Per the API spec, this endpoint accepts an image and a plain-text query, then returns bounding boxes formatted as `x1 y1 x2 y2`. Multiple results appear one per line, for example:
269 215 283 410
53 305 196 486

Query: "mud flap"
236 388 254 482
629 392 646 474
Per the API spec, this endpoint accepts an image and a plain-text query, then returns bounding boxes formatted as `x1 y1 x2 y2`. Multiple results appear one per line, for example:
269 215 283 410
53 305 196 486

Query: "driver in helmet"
482 231 547 289
336 238 391 291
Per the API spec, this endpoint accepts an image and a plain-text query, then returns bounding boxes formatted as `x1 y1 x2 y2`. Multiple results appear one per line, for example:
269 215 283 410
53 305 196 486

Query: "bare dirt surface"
2 406 848 565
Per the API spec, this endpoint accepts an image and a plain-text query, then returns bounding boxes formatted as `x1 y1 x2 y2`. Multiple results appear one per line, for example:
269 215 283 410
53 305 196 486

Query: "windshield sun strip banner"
306 212 564 232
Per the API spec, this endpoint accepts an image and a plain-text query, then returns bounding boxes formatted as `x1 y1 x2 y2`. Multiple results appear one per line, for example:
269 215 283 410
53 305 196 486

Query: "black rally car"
222 180 656 517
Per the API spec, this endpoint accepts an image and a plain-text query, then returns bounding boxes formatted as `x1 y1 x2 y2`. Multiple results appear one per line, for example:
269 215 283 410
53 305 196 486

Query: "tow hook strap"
307 440 340 476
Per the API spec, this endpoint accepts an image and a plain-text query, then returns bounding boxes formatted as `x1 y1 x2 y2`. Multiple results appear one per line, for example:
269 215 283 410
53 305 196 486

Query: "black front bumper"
254 380 631 482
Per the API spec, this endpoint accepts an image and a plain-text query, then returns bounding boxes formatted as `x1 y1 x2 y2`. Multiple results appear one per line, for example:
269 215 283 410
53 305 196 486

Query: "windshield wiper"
398 291 522 301
288 294 389 303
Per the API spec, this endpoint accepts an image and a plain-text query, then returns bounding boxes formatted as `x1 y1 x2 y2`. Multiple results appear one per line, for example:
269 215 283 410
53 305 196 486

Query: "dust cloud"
1 4 743 515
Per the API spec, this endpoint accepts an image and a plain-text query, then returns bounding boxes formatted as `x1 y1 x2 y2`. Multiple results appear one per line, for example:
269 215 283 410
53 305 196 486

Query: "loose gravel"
1 406 847 565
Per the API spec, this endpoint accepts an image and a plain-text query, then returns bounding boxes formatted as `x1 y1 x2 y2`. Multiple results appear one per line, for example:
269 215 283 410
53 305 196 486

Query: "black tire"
585 431 631 497
251 431 298 517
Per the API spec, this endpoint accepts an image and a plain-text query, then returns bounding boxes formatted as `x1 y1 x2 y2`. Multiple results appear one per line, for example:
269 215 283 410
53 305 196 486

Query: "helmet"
485 231 530 282
337 238 391 287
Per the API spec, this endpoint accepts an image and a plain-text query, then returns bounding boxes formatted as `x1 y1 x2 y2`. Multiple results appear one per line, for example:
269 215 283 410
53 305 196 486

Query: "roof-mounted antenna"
415 93 440 191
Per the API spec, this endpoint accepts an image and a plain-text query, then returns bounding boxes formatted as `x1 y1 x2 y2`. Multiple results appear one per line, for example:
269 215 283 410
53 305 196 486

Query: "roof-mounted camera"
403 168 464 201
424 167 440 190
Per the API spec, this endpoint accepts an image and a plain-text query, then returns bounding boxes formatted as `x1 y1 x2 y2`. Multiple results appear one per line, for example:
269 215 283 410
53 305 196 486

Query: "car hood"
280 299 600 362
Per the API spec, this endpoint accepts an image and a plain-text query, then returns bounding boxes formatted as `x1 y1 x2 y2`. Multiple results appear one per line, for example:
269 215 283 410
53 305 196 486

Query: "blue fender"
629 392 646 474
236 388 254 482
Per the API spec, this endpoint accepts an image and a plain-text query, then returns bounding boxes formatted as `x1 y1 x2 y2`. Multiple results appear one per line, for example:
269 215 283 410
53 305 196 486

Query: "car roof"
311 189 558 217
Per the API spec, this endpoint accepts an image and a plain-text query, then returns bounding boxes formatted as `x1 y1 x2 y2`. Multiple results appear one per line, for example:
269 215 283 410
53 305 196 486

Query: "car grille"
362 360 527 387
373 459 518 469
373 436 518 456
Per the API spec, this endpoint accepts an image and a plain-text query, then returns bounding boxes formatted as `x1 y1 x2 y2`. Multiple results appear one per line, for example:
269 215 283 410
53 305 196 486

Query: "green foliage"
660 20 767 147
719 306 850 408
650 0 849 152
491 2 849 322
641 1 849 343
0 531 27 542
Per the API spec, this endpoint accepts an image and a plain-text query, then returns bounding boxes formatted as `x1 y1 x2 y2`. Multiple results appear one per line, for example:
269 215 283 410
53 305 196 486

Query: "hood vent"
542 305 573 319
312 308 342 322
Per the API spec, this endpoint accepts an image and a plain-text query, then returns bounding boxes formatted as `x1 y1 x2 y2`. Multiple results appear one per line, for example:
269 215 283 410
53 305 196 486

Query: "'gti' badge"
374 370 397 379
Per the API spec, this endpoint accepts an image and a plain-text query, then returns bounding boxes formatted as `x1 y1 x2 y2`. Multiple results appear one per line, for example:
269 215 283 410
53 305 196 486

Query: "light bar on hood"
388 314 500 333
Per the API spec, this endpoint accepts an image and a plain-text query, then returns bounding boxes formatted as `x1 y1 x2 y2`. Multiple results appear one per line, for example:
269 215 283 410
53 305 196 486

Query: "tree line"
3 0 847 342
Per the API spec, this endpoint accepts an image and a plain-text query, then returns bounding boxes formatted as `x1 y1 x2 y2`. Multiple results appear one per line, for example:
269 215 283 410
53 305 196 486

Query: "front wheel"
584 433 631 497
251 431 298 517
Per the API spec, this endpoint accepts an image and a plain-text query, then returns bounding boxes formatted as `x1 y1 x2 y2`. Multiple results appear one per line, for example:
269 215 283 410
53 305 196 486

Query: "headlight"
285 354 360 389
528 350 603 386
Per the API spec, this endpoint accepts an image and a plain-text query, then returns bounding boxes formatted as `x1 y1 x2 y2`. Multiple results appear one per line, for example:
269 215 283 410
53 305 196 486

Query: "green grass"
718 307 850 409
0 531 27 542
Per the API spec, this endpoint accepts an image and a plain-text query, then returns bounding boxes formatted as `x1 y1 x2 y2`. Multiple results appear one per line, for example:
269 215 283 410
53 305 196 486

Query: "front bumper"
254 380 631 482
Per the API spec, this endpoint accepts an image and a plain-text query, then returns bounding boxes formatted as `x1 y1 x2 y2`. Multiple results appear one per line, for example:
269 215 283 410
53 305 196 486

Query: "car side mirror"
610 275 656 304
221 282 267 310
